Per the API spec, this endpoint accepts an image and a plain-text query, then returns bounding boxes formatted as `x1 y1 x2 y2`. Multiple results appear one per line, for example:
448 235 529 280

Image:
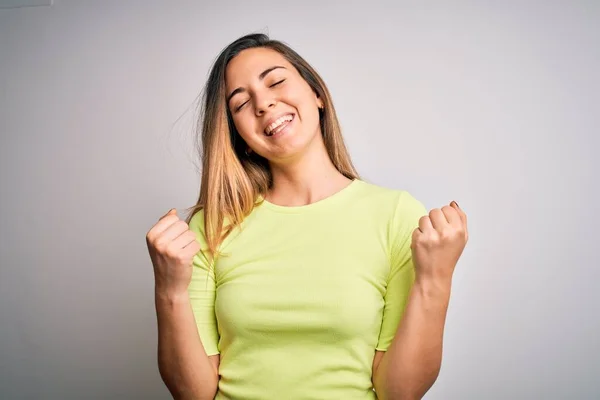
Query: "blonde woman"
146 33 468 400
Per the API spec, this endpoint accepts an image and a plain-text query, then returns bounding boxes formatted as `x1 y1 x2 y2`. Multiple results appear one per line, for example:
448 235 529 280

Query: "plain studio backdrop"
0 1 598 399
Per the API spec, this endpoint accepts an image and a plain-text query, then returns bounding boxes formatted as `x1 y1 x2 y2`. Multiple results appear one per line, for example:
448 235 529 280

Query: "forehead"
225 47 292 89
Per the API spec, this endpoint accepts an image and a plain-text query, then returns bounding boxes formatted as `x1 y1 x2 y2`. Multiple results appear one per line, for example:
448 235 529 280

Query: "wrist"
414 275 452 299
154 287 190 305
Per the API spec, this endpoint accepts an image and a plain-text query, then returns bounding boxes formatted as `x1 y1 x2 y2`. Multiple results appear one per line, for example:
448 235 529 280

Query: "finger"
418 214 434 233
182 237 202 258
173 229 198 250
159 208 178 220
411 226 421 248
441 204 461 227
150 210 180 238
160 220 189 243
450 201 468 237
428 208 448 231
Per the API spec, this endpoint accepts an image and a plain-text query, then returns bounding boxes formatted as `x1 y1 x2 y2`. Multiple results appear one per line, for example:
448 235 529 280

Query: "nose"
254 92 276 116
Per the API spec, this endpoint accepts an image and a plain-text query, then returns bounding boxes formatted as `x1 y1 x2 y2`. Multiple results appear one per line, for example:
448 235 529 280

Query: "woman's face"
225 47 324 163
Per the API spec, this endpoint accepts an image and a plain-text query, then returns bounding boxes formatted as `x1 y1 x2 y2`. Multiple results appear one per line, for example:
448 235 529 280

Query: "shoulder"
187 206 240 252
187 208 212 250
188 207 206 234
353 179 427 219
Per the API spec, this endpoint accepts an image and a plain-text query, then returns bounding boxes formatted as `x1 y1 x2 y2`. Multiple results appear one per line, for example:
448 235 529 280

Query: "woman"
146 33 468 400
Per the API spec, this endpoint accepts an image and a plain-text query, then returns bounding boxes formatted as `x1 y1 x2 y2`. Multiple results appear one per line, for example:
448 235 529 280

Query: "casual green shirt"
188 179 427 399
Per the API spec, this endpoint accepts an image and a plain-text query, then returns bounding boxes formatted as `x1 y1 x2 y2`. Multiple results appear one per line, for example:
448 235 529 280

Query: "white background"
1 1 598 398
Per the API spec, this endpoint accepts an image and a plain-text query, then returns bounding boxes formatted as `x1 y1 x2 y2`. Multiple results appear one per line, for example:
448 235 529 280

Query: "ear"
312 88 324 109
316 96 324 109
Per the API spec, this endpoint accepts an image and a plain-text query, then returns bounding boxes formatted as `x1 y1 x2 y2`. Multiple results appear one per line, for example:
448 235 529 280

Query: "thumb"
161 208 178 219
450 201 468 238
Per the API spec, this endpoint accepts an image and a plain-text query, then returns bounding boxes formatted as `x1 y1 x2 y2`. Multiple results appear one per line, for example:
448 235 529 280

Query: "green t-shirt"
188 179 427 399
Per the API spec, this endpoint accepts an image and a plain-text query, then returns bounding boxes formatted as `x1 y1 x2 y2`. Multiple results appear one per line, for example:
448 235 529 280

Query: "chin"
264 128 322 163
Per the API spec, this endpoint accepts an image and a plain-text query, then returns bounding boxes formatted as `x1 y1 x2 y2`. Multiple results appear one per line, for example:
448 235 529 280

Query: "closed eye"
270 79 285 87
235 100 249 112
234 79 285 112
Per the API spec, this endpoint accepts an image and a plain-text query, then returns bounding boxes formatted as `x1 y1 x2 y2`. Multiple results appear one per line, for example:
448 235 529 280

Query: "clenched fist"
411 201 469 283
146 208 201 297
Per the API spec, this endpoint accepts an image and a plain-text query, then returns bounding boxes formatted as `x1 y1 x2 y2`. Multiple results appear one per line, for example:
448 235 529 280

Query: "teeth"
265 115 293 135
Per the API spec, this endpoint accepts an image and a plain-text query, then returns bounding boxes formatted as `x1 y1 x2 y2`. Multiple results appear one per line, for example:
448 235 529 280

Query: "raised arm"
147 208 220 400
155 291 219 400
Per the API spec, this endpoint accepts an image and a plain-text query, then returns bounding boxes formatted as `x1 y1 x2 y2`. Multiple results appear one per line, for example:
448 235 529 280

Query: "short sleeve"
376 191 428 351
187 210 220 356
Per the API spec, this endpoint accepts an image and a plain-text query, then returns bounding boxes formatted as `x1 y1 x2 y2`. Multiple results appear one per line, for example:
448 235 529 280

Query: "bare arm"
372 278 451 399
373 201 467 399
147 208 220 399
156 290 220 400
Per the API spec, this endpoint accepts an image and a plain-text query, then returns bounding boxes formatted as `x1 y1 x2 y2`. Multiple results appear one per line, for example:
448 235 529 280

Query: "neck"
266 137 353 207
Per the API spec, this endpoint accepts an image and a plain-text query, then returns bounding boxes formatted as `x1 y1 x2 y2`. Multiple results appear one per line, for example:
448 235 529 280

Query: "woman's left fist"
411 201 469 282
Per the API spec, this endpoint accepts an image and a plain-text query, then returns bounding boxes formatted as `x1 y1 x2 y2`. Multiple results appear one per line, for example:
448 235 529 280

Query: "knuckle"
411 230 420 242
440 228 454 240
191 242 202 252
415 232 430 245
163 244 176 258
176 253 190 265
427 232 441 245
153 237 166 250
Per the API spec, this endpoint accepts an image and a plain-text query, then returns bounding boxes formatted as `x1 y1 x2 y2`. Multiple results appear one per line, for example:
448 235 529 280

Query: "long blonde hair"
185 33 359 258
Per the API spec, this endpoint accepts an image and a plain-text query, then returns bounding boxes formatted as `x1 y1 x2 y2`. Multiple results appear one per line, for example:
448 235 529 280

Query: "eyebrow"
227 65 286 104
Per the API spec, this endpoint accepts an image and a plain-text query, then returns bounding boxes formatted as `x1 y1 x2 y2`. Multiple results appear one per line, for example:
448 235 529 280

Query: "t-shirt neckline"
258 179 362 214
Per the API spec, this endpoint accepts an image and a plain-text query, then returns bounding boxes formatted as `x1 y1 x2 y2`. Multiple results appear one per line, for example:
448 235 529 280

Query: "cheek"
232 114 260 143
283 88 317 121
297 94 320 124
285 85 313 109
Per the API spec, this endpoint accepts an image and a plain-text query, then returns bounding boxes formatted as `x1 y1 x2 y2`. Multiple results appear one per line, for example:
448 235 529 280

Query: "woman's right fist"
146 208 201 297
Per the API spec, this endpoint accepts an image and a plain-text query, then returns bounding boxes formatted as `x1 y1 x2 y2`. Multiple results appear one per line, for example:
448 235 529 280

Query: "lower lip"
268 116 295 139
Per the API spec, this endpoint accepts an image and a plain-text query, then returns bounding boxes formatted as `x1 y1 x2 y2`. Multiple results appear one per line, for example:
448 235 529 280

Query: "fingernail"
452 201 460 208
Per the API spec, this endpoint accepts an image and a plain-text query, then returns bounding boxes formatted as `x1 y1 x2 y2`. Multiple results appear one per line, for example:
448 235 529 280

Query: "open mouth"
265 114 294 137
